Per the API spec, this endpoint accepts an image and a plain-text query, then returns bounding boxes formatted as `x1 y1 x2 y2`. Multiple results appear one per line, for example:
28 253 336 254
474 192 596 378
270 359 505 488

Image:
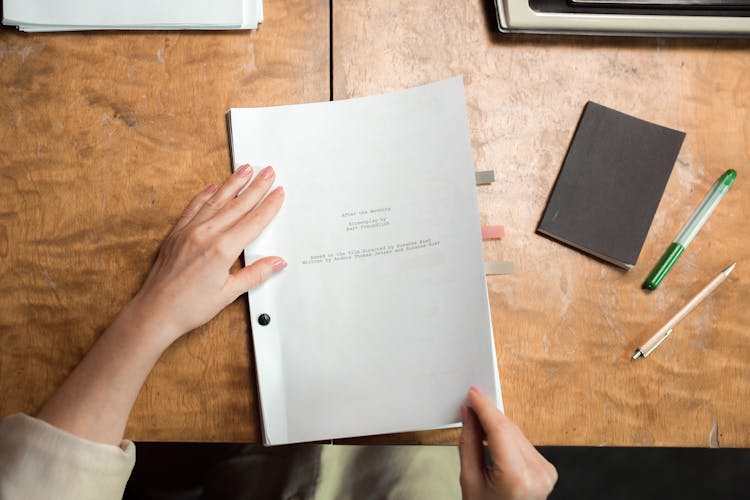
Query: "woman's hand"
125 164 286 349
38 166 285 445
459 387 558 500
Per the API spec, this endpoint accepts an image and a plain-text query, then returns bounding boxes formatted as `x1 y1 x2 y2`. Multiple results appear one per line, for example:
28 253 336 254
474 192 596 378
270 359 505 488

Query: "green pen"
644 169 736 290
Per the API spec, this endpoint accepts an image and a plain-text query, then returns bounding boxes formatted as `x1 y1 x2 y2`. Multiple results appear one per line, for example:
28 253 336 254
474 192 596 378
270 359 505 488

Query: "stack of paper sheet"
228 77 503 445
3 0 263 32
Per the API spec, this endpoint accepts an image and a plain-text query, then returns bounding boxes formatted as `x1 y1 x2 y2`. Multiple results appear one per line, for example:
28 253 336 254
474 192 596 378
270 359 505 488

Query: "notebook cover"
538 102 685 268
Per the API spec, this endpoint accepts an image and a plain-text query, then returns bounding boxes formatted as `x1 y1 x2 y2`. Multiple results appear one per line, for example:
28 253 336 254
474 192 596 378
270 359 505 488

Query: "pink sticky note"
481 225 505 240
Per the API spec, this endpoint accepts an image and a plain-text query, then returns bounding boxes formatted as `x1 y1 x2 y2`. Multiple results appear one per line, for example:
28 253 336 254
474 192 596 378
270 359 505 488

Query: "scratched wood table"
0 0 329 441
2 0 749 447
333 1 750 447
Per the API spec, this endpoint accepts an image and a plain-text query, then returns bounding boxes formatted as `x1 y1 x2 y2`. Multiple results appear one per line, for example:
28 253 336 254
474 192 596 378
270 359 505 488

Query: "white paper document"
3 0 263 31
228 77 502 445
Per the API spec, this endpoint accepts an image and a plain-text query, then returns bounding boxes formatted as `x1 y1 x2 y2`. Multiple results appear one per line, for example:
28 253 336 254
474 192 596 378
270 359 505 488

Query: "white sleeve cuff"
0 413 136 500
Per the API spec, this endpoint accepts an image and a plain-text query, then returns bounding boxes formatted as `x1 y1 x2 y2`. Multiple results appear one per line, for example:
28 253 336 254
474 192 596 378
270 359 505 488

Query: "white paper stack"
3 0 263 32
228 78 503 445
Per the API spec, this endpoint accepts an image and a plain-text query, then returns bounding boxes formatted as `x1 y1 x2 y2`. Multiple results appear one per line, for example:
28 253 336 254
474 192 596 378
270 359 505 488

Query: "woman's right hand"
123 164 286 351
459 387 558 500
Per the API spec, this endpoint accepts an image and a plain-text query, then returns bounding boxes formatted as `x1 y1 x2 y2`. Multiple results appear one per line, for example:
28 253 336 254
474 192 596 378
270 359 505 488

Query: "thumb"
459 405 486 497
225 256 287 299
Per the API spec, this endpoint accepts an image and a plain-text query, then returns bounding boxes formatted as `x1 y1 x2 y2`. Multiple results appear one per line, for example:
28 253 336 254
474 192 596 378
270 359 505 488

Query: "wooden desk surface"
333 1 750 447
1 0 749 447
0 0 329 442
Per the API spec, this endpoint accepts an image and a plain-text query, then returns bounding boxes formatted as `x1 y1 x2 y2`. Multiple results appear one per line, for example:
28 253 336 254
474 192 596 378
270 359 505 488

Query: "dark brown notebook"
538 102 685 269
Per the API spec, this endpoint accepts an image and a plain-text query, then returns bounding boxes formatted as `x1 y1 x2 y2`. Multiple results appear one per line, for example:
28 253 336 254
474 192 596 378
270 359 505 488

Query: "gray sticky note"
484 261 514 275
475 170 495 185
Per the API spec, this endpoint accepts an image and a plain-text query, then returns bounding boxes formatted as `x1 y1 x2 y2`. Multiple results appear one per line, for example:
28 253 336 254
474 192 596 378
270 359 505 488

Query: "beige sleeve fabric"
0 413 135 500
314 445 462 500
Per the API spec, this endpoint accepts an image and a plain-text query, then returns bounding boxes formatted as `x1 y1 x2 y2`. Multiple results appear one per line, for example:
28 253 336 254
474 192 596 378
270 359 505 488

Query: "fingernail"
237 164 252 177
204 183 218 194
274 186 285 196
260 166 274 179
271 258 287 272
469 386 479 396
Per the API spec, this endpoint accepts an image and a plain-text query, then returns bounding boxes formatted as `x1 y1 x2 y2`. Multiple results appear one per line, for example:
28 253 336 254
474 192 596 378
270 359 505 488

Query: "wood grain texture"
333 0 750 447
0 0 329 441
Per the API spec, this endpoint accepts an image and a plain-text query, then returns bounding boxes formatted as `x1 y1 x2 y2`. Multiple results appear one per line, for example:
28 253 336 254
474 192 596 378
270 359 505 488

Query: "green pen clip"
643 169 736 291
